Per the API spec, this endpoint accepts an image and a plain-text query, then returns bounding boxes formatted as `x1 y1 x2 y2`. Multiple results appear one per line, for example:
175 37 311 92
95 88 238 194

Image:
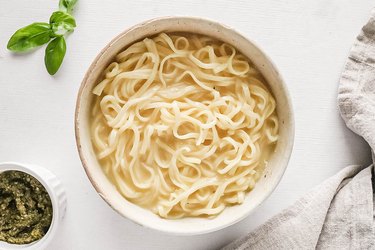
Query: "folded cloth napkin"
223 9 375 250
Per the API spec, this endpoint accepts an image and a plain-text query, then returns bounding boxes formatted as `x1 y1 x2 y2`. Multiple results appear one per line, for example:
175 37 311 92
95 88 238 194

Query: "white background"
0 1 374 249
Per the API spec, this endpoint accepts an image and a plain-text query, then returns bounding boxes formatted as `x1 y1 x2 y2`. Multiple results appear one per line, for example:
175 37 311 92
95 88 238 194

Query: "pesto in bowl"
0 170 53 245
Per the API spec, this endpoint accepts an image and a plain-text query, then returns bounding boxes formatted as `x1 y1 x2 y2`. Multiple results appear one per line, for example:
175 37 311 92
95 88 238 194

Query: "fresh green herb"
50 11 76 36
45 36 66 75
6 0 78 75
59 0 78 14
7 23 52 52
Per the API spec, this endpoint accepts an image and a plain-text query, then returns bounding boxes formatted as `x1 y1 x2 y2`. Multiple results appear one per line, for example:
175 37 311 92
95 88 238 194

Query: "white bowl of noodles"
75 16 294 235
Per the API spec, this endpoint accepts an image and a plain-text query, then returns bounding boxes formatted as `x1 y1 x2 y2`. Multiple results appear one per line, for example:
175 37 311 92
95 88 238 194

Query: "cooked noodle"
91 33 278 218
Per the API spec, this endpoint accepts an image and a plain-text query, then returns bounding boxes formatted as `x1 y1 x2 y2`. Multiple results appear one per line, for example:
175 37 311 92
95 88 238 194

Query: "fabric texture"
338 9 375 152
223 8 375 250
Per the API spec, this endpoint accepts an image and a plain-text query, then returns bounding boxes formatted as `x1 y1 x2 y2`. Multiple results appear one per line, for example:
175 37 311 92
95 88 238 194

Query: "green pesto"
0 171 53 244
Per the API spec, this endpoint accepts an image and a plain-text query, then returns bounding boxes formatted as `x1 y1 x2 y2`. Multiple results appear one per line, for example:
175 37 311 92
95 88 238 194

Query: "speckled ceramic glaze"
75 16 295 235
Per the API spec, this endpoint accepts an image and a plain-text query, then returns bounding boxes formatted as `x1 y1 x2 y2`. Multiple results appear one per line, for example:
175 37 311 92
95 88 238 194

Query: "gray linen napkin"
223 9 375 250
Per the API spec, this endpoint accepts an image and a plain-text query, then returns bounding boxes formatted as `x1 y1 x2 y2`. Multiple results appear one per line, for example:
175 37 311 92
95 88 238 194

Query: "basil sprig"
45 36 66 75
59 0 78 14
7 23 52 52
50 11 76 36
6 0 78 75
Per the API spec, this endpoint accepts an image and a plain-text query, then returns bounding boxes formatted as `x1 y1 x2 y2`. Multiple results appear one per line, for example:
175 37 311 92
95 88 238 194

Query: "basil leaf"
44 36 66 75
50 11 76 36
59 0 78 14
7 22 52 52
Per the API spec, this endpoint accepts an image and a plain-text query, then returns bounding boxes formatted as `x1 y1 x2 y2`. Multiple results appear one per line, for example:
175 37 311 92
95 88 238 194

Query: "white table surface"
0 1 374 249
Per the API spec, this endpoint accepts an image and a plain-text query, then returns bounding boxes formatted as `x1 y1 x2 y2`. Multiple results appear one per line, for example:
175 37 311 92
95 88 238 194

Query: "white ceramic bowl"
0 162 67 250
75 16 294 235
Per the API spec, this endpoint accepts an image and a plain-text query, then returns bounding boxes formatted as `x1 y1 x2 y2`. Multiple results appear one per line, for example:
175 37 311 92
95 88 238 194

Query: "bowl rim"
0 162 61 249
75 16 295 235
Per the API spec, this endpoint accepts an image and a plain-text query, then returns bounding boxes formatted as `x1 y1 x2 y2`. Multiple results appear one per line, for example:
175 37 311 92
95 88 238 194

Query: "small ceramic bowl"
75 16 294 235
0 162 67 250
